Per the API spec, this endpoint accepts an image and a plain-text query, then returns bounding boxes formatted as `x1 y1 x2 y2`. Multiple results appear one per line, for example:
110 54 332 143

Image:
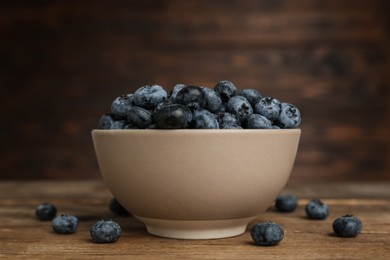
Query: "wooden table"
1 181 389 259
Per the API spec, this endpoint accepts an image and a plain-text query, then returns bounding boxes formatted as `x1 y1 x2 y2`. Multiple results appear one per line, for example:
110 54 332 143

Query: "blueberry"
98 114 128 129
238 89 262 107
133 84 167 109
175 85 206 110
305 199 329 220
35 203 57 221
244 114 273 129
214 80 237 103
170 83 187 102
277 102 301 128
333 215 362 237
202 87 223 113
153 103 192 129
52 214 78 234
226 96 253 121
251 221 284 246
191 109 219 129
127 106 152 129
90 220 121 243
254 97 281 121
217 112 241 128
109 198 130 216
123 123 138 129
275 195 298 213
111 94 134 119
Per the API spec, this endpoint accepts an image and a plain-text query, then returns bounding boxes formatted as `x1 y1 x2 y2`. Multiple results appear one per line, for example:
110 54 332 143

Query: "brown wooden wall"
1 0 389 181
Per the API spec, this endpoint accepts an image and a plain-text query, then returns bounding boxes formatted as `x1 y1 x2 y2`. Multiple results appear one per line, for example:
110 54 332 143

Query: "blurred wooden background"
0 0 389 181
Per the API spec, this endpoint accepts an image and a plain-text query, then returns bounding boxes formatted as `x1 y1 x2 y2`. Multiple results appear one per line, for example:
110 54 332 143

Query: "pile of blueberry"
98 80 301 130
252 194 363 246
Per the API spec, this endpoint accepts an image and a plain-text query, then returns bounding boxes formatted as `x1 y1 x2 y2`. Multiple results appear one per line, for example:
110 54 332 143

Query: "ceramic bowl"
92 129 300 239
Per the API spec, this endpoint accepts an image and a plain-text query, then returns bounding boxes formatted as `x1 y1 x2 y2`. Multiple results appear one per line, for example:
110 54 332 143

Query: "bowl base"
135 215 256 239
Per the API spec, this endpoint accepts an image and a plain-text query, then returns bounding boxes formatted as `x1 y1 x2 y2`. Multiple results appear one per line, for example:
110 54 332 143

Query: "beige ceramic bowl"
92 129 300 239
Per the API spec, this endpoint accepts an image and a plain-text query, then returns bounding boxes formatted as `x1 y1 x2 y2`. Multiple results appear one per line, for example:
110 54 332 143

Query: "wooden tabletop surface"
0 180 389 259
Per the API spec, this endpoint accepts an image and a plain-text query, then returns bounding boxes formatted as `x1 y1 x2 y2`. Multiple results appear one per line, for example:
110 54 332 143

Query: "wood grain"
0 181 389 259
0 0 389 180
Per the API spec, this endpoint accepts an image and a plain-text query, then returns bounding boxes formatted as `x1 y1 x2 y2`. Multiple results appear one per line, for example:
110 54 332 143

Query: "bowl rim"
92 128 301 134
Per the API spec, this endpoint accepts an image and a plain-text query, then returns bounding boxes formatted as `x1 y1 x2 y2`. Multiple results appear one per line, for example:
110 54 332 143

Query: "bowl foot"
135 215 255 239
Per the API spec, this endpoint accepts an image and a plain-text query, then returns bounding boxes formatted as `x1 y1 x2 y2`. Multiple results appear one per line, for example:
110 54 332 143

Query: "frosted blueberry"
275 194 298 213
214 80 237 103
36 203 57 221
153 103 192 129
254 97 281 121
217 112 241 128
175 85 206 110
202 87 223 113
170 83 187 102
251 222 284 246
277 102 301 128
127 106 152 129
133 85 167 109
305 199 329 220
52 214 78 234
111 94 134 119
90 220 121 243
333 215 362 237
238 89 262 107
191 109 219 129
244 114 273 129
98 114 128 129
226 96 253 121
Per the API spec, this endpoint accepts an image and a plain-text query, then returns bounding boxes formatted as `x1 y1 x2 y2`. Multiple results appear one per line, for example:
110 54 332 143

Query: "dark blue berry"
275 195 298 213
277 102 301 129
98 114 128 129
191 109 219 129
238 89 262 107
214 80 237 103
109 198 130 216
153 103 192 129
305 199 329 220
127 106 152 129
244 114 273 129
36 203 57 221
175 85 206 110
170 83 187 102
254 97 281 121
111 94 134 119
202 87 223 113
217 112 241 128
52 214 78 234
226 96 253 121
333 215 362 237
251 222 284 246
133 85 167 109
90 220 121 243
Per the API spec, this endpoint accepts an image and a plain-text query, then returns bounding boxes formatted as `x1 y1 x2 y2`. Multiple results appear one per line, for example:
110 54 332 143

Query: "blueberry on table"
133 84 168 109
277 102 301 129
109 198 130 216
201 87 223 113
275 194 298 213
254 97 281 121
238 88 262 107
153 103 192 129
214 80 237 103
175 85 206 110
251 221 284 246
35 203 57 221
333 215 362 237
244 114 273 129
111 94 134 119
52 214 78 234
226 95 253 121
191 109 219 129
305 199 329 220
127 106 152 129
90 220 121 243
